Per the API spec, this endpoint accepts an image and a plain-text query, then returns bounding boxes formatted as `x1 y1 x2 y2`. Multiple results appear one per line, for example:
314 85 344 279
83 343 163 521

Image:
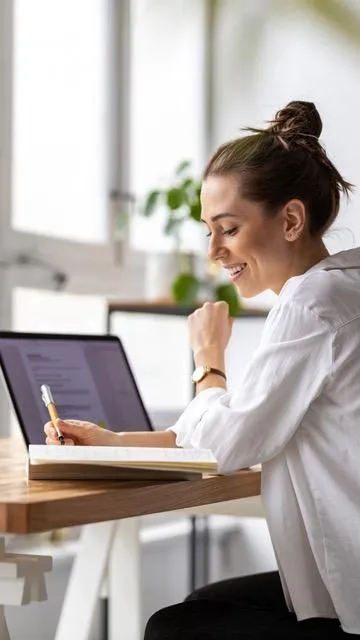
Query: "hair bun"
268 101 322 139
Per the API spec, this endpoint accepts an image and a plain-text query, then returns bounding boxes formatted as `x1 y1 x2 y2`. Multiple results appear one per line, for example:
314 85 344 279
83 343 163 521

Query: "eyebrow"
200 213 240 223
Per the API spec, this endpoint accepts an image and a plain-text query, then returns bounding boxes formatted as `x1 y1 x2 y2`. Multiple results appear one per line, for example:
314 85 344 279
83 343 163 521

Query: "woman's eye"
205 226 238 238
223 227 238 236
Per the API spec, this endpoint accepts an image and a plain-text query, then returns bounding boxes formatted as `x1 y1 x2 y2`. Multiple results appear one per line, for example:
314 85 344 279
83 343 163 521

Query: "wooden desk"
0 439 260 534
0 439 261 639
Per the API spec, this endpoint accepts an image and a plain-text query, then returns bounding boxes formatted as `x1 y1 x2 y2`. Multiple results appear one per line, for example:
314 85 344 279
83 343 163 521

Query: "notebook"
28 445 218 481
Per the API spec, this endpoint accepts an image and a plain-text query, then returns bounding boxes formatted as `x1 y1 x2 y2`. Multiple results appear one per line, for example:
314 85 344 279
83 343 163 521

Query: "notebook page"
29 445 217 465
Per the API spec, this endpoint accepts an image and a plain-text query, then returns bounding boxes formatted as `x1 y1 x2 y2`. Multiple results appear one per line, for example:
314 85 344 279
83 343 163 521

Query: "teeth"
227 264 246 276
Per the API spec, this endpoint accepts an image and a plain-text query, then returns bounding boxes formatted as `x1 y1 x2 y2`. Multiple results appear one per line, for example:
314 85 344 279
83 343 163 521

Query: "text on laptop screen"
0 335 151 444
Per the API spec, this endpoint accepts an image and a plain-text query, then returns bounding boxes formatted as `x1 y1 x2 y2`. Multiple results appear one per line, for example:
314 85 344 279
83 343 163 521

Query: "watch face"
192 365 206 383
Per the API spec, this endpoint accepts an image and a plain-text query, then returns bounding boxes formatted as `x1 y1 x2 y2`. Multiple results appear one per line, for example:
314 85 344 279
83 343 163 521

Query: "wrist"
193 348 225 371
104 431 124 446
195 372 227 394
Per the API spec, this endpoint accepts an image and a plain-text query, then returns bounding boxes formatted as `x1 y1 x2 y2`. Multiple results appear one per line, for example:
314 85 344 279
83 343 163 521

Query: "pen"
40 384 65 445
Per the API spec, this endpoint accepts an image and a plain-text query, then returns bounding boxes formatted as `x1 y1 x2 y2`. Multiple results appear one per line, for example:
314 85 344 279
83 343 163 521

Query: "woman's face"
200 174 294 297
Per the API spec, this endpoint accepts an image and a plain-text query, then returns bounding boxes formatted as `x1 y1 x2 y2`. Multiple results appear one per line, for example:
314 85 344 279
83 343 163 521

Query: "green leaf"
164 216 184 236
172 273 200 306
181 177 201 203
143 190 161 217
189 199 202 222
175 160 191 176
215 283 242 317
180 177 195 192
166 187 184 210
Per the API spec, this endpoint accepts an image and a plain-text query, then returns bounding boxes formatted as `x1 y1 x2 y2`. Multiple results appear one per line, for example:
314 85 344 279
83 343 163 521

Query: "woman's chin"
235 281 264 299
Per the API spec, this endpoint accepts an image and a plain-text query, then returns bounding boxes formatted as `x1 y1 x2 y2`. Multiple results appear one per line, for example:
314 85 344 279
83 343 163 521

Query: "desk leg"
108 518 141 640
189 516 210 591
0 607 10 640
55 522 116 640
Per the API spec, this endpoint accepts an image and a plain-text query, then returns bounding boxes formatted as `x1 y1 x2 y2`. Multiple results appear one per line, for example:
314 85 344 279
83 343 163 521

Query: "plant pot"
145 252 181 302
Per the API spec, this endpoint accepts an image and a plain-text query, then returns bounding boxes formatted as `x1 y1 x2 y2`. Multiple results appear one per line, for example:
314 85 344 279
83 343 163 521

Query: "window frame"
0 0 136 307
0 0 142 434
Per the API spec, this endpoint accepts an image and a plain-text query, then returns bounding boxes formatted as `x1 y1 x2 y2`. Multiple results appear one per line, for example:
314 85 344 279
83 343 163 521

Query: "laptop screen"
0 332 152 445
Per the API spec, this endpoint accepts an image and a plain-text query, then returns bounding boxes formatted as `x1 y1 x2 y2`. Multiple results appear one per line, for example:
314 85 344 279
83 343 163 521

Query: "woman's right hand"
44 419 121 447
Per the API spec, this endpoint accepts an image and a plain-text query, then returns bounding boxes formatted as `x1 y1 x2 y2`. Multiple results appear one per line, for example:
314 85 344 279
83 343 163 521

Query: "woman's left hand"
188 301 233 363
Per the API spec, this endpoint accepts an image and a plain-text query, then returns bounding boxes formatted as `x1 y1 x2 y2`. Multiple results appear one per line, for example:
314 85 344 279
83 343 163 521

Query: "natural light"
12 0 108 242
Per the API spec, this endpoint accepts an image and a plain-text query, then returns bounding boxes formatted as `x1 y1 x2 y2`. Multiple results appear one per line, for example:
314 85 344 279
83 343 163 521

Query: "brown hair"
203 101 353 236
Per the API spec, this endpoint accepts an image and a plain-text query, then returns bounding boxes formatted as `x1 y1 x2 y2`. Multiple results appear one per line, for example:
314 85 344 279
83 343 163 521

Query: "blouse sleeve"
168 301 333 473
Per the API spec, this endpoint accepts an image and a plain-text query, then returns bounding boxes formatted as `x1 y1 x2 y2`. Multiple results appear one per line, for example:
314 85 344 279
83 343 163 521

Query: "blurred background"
1 1 360 638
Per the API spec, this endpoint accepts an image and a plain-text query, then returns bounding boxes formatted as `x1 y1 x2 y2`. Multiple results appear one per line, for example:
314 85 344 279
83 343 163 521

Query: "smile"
225 264 247 281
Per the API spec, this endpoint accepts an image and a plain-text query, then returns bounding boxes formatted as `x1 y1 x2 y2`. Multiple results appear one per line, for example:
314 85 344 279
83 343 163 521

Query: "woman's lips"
226 264 247 281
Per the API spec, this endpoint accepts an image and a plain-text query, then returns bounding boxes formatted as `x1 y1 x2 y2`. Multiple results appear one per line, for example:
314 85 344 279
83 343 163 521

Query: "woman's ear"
282 199 306 241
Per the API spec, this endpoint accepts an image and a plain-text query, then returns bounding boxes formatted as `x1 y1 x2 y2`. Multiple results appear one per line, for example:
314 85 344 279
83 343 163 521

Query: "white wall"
212 0 360 254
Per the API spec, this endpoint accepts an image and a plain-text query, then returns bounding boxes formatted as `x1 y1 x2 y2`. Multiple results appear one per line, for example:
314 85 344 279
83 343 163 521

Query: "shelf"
107 299 269 318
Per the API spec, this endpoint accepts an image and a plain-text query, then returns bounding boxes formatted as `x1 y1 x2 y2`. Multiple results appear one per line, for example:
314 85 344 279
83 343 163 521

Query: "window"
0 0 129 436
129 0 206 253
12 288 106 334
12 0 109 242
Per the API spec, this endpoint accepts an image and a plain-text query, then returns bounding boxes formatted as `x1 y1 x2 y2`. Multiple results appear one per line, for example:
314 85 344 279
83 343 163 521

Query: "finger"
44 423 56 438
55 418 84 434
44 422 55 438
45 436 75 446
45 418 81 440
57 419 90 429
44 420 76 438
64 419 92 425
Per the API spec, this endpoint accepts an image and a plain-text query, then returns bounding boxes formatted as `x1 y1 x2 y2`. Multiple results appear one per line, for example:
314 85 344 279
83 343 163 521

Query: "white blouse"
169 247 360 634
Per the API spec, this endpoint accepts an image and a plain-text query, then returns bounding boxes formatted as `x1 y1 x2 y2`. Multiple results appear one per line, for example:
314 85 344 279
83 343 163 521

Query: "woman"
45 101 360 638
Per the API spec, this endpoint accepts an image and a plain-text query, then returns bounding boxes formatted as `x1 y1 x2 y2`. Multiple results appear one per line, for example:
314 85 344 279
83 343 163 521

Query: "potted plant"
141 160 241 316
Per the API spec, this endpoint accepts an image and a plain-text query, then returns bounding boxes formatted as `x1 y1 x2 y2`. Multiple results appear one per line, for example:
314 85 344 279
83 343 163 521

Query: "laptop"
0 331 153 445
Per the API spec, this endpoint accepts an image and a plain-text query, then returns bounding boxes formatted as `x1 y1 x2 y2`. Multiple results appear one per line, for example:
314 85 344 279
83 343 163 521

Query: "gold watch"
191 365 226 384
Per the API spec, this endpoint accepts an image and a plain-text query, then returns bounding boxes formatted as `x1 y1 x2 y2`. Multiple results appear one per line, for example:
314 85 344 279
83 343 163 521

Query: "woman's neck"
274 240 329 295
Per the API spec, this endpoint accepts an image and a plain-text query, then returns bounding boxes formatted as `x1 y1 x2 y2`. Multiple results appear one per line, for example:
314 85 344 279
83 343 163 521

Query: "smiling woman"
44 101 360 639
200 100 353 298
143 101 360 639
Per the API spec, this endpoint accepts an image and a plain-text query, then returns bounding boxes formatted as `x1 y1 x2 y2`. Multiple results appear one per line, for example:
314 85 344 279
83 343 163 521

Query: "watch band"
206 367 226 380
192 365 227 384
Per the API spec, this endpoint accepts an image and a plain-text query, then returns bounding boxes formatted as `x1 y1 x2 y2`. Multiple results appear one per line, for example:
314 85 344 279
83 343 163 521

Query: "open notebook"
28 445 218 481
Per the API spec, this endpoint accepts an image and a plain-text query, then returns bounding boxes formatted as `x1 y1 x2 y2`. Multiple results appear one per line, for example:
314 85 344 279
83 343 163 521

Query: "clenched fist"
188 301 233 364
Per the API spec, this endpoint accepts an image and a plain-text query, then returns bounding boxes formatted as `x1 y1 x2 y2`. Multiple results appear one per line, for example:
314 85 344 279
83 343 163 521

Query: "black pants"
144 571 357 639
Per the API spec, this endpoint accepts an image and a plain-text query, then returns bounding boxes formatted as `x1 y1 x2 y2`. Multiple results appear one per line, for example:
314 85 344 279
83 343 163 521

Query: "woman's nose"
208 234 227 262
